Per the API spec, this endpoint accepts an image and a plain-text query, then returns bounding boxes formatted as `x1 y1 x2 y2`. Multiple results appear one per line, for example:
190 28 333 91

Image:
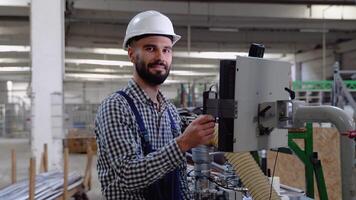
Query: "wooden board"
267 127 342 200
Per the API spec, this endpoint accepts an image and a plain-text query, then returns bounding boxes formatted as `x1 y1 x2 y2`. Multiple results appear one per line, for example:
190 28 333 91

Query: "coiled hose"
209 132 280 200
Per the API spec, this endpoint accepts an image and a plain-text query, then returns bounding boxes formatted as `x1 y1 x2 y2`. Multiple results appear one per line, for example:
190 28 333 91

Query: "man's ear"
127 47 136 63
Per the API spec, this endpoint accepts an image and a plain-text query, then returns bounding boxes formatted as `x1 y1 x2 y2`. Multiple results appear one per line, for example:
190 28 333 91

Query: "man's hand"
176 115 215 152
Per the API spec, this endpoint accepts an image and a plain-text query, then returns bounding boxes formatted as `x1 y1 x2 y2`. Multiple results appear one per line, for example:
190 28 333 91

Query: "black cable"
208 176 231 190
199 175 235 191
207 176 250 199
187 169 194 177
269 149 279 200
209 84 216 92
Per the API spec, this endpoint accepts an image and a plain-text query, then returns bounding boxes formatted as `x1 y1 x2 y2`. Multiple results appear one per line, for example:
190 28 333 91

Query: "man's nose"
154 49 164 60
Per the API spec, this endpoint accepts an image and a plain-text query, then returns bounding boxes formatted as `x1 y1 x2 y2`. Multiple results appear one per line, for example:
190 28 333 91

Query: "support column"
295 62 302 81
30 0 65 170
191 81 196 107
180 83 187 108
0 81 7 137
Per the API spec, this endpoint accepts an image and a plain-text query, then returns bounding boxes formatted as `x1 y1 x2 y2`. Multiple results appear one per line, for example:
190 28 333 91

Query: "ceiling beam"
151 0 356 5
295 39 356 62
66 51 219 64
70 10 356 31
73 0 356 20
336 39 356 53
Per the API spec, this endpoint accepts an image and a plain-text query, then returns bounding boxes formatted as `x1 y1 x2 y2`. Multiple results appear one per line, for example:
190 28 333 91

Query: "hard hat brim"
123 33 181 50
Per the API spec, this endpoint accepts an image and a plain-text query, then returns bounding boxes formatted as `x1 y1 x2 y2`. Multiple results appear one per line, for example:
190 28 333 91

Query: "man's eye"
163 48 171 53
145 47 155 52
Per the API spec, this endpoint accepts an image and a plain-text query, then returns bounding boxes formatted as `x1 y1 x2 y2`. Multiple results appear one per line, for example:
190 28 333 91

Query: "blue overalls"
117 91 183 200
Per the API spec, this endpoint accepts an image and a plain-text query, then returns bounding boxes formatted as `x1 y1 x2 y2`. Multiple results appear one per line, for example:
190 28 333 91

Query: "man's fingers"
201 122 215 130
194 115 215 124
200 128 215 137
203 134 215 144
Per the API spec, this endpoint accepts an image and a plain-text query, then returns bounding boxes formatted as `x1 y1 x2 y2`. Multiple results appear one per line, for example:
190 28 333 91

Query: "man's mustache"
147 60 168 69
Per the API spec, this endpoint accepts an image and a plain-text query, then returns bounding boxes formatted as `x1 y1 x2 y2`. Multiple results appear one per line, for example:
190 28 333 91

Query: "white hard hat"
123 10 181 50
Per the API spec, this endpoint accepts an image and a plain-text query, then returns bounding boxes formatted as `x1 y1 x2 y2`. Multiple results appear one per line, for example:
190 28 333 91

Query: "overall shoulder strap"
166 108 178 137
117 91 150 144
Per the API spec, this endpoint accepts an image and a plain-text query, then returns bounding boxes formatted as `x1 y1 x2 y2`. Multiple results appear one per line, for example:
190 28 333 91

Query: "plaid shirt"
95 79 191 199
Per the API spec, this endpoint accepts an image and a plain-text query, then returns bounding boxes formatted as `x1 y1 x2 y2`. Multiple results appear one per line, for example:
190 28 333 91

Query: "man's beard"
135 58 170 86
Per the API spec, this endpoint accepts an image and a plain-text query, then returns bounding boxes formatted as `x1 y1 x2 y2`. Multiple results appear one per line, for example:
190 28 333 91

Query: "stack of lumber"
0 144 93 200
0 171 82 200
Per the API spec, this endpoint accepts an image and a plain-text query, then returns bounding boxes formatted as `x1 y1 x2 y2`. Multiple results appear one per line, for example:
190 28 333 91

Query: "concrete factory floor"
0 138 102 199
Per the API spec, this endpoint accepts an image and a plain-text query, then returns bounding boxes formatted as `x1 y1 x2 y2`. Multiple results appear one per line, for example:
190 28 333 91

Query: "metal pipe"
338 70 356 74
331 62 356 200
293 102 355 200
192 145 213 199
293 103 355 132
211 162 226 172
186 151 227 172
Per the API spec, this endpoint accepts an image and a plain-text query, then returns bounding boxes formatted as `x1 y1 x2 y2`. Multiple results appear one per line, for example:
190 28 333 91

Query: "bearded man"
95 10 215 200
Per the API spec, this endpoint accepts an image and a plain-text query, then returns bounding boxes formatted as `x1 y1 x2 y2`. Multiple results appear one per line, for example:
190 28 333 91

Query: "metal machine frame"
288 123 328 200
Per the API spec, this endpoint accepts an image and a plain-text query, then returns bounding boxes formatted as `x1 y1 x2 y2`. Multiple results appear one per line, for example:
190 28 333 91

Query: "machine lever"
258 105 271 117
284 87 295 100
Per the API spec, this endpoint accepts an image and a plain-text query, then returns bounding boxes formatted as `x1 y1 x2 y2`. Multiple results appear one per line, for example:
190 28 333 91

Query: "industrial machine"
185 44 356 200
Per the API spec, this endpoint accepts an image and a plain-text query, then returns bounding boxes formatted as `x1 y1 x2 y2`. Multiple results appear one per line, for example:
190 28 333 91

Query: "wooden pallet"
66 129 97 154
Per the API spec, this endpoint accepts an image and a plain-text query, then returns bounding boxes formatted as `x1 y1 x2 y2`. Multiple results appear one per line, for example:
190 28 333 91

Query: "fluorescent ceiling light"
0 45 293 64
0 58 29 63
65 47 288 62
66 59 132 67
0 45 29 52
66 73 132 79
164 80 187 84
209 27 239 32
173 64 218 69
65 73 188 84
0 45 30 52
66 47 238 61
0 66 30 72
300 29 329 33
66 67 129 74
65 59 218 68
0 0 30 6
174 51 292 60
174 52 247 59
170 70 217 76
65 47 293 62
66 47 127 55
66 70 216 78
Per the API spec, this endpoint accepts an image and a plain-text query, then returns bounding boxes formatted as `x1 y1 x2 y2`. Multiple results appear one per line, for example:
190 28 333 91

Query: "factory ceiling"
0 0 356 83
